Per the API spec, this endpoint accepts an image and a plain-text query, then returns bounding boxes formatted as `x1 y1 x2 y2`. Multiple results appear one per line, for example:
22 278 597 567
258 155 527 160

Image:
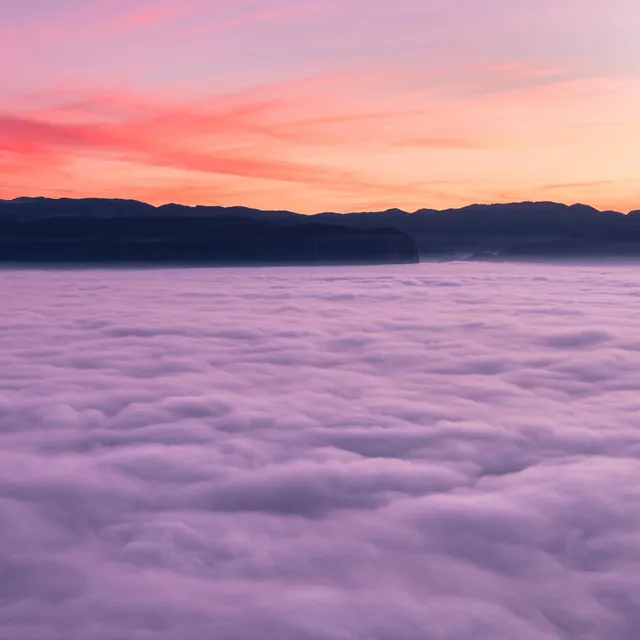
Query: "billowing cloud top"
1 262 640 638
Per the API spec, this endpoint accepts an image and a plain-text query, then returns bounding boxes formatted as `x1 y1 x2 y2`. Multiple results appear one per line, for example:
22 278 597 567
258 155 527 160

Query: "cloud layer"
2 262 640 638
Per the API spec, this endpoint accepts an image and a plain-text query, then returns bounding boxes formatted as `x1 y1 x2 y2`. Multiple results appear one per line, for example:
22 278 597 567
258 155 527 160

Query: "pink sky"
1 0 638 212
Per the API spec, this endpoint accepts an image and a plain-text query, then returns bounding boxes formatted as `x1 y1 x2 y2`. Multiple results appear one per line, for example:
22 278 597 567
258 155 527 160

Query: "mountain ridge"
0 196 631 218
3 197 640 261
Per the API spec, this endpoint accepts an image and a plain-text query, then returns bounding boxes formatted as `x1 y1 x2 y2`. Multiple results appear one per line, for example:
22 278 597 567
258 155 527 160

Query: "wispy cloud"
0 108 351 185
2 66 639 212
391 136 484 149
1 0 639 212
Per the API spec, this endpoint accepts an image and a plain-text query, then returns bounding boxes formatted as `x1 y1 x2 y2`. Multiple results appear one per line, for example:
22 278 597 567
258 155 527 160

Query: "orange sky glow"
1 0 639 212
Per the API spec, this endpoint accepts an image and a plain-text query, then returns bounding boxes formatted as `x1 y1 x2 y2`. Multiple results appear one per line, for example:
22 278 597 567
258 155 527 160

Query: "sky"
3 262 640 638
0 0 639 213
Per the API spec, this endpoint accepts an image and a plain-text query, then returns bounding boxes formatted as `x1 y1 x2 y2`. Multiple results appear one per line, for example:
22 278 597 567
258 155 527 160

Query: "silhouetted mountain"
479 231 640 262
2 197 640 263
0 212 418 266
1 197 157 219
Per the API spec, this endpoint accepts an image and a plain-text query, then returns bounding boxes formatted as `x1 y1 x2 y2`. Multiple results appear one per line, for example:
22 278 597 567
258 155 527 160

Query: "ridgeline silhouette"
2 197 640 263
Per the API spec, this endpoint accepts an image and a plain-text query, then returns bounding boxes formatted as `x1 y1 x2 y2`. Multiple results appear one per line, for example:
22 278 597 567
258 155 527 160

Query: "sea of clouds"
2 262 640 639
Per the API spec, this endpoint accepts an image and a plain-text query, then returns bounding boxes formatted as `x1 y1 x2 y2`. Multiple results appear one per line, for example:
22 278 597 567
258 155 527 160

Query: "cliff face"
0 215 419 266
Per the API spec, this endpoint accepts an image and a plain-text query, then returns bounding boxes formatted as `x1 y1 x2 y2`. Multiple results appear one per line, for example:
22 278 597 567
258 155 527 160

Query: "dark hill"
0 212 418 266
485 231 640 262
2 197 640 262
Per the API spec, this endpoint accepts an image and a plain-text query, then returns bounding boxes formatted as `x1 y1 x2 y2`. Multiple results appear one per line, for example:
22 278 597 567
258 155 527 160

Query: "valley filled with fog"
2 262 640 639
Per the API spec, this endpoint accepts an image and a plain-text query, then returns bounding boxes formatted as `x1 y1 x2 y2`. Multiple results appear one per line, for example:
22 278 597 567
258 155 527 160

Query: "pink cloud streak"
0 0 638 211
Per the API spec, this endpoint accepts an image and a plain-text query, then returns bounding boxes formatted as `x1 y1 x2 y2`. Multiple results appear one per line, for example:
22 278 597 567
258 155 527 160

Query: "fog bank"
2 262 640 639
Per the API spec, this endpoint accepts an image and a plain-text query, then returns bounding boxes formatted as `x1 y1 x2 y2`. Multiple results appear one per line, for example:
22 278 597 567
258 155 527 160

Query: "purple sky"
1 0 638 211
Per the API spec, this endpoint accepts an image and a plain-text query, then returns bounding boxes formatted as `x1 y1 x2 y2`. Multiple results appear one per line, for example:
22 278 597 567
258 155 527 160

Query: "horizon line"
2 196 638 216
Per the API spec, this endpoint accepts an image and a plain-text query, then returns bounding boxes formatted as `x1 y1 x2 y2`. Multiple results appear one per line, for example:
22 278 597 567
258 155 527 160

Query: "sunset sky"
1 0 639 213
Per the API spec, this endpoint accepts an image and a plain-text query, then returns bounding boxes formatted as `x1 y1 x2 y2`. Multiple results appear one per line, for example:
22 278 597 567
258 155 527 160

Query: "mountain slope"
2 197 640 260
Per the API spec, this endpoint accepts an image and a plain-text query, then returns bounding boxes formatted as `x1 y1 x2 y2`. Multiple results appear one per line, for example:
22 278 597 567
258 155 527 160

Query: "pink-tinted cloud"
3 263 640 637
391 136 484 149
0 0 638 211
